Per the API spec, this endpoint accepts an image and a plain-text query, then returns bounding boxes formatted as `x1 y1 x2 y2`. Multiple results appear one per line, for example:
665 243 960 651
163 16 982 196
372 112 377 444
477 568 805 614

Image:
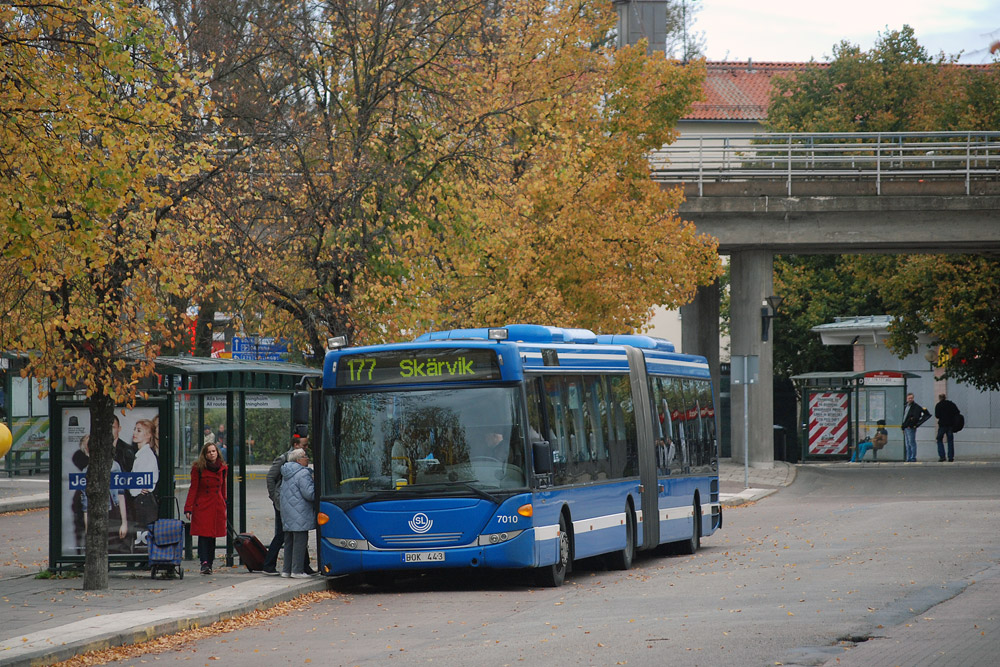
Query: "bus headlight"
326 537 370 550
478 530 523 546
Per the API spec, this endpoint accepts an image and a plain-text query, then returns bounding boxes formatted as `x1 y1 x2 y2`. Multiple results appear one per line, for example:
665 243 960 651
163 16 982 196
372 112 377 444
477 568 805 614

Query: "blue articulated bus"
315 324 722 586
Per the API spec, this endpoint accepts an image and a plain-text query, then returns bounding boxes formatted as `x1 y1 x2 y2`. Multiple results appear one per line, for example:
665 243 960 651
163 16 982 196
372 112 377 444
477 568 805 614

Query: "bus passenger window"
542 376 571 485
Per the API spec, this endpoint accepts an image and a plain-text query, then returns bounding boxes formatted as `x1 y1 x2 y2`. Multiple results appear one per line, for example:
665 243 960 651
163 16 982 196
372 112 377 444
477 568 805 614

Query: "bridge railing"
649 131 1000 195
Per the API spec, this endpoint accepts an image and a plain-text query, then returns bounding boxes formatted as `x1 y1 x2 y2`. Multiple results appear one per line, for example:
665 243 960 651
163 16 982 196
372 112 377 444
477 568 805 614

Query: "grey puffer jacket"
279 461 315 532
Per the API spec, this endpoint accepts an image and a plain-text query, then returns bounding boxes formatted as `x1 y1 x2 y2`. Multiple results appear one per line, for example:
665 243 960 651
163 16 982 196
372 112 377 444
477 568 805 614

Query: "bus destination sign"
336 348 501 387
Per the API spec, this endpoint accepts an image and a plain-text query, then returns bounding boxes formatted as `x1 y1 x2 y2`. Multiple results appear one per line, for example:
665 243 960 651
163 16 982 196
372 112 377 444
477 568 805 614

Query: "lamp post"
761 295 783 342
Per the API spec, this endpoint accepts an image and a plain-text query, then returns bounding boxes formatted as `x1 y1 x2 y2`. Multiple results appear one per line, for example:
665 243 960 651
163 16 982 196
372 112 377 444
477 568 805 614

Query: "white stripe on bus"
535 504 719 542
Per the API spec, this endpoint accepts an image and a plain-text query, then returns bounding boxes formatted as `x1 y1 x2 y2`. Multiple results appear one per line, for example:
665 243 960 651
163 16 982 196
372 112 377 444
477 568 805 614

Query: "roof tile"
685 61 817 121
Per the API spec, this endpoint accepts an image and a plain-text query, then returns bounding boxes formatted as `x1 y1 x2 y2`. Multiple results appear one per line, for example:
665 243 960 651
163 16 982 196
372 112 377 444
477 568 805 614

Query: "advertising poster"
808 392 849 456
61 406 160 557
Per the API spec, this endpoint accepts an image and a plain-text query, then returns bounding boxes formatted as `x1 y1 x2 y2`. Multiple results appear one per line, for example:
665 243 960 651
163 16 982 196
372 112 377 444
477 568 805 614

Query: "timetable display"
336 348 501 387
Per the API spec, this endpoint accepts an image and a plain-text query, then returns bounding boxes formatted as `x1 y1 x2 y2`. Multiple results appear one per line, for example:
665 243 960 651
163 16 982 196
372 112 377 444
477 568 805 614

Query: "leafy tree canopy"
171 0 721 349
772 255 890 380
1 0 210 588
763 26 1000 390
860 255 1000 391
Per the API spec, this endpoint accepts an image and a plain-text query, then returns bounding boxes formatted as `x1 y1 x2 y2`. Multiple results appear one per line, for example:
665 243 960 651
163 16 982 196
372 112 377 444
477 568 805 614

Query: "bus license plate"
404 551 445 563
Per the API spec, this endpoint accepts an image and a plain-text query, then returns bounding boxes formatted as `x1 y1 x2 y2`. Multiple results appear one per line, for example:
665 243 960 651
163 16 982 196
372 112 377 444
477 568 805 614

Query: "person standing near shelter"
184 442 228 575
901 393 930 462
261 437 313 575
279 448 315 579
934 393 960 462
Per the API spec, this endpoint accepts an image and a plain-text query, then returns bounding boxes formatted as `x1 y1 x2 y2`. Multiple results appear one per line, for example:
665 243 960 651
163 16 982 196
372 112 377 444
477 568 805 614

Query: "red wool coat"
184 463 228 538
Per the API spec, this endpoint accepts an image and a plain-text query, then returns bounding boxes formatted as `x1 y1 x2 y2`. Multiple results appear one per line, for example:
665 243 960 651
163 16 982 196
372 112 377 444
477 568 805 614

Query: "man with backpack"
934 394 961 462
261 436 314 575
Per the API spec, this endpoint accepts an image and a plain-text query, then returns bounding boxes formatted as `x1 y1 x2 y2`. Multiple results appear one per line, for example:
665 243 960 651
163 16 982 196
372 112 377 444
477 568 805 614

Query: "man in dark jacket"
261 438 313 575
934 394 960 462
901 393 930 462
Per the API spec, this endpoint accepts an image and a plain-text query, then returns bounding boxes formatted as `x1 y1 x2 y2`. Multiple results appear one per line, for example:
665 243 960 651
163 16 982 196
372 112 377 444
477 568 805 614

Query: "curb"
0 494 49 513
720 487 779 507
0 576 329 667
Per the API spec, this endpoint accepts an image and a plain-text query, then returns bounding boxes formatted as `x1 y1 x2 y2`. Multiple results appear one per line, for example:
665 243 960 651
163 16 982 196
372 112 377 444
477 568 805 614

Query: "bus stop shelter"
48 357 322 572
791 370 918 462
2 352 51 476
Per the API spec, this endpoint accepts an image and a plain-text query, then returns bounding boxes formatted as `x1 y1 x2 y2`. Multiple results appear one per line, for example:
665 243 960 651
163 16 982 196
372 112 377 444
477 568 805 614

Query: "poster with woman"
61 406 160 557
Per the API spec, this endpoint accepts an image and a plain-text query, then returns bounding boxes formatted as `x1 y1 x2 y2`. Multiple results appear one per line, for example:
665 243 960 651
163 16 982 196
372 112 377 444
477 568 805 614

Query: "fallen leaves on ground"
52 590 340 666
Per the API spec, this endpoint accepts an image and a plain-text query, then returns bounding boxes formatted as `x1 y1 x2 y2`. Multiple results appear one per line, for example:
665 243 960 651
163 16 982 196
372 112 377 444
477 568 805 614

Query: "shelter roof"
154 356 321 392
791 369 919 385
811 316 893 345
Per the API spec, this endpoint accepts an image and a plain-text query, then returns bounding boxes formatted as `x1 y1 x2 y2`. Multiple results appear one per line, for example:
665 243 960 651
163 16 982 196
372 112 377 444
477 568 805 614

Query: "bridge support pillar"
730 250 775 469
681 280 721 409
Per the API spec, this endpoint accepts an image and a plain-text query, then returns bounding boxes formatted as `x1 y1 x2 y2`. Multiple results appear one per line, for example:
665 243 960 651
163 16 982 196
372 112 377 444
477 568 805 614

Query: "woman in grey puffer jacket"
279 448 315 578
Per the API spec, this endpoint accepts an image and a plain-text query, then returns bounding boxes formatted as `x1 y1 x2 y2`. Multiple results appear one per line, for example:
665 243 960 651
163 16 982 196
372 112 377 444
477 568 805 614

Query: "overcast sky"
694 0 1000 63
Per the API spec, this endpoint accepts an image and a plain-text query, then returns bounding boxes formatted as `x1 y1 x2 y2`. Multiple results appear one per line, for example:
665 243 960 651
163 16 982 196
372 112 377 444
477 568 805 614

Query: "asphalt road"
90 464 1000 667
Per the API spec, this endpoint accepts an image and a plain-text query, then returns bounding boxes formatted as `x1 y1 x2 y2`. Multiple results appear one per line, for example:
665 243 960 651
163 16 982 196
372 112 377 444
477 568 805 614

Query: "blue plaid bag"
148 518 184 578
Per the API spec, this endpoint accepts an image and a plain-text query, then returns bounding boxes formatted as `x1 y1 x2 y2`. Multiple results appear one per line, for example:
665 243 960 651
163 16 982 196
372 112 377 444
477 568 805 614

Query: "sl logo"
408 512 433 534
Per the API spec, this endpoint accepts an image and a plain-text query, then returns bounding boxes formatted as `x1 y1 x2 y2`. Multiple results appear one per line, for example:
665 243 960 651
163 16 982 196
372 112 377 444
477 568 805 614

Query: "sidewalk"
718 457 796 506
0 567 326 666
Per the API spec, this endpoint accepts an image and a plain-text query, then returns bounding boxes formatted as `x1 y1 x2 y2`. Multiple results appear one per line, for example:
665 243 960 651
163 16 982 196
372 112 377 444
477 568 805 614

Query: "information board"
336 348 500 387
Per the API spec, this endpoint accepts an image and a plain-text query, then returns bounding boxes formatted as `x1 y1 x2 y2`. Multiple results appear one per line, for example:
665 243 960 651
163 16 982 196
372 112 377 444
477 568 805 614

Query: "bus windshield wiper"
406 481 499 504
342 491 395 511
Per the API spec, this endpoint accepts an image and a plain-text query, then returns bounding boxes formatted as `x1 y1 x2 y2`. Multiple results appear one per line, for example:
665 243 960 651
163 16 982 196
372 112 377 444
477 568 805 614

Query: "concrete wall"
644 306 683 347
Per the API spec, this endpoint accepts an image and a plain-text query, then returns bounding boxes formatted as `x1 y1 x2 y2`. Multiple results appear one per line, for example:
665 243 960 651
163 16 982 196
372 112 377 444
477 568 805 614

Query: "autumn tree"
768 26 941 133
854 255 1000 391
152 0 302 356
1 1 209 588
771 255 891 380
763 26 1000 388
396 9 719 332
166 0 719 352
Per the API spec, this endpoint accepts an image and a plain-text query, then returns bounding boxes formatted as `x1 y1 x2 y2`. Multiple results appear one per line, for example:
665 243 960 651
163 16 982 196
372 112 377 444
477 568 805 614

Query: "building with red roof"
679 60 818 133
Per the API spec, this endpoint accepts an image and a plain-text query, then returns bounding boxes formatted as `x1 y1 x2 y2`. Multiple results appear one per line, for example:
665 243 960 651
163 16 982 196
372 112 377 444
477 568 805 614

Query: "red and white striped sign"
808 392 849 455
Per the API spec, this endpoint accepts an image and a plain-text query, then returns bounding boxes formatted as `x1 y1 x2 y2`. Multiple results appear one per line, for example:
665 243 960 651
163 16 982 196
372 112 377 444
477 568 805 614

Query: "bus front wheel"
536 515 570 587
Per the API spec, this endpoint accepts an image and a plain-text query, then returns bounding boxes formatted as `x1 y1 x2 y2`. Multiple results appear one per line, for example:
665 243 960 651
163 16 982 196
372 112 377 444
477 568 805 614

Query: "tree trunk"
83 393 116 590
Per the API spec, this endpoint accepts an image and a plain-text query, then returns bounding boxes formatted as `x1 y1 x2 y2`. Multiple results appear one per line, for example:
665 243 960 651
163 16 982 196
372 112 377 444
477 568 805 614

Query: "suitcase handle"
227 521 254 540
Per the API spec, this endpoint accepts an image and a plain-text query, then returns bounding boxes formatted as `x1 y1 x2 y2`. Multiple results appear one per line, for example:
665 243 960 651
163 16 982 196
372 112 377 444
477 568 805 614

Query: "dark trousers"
197 536 217 566
936 426 955 461
263 509 311 572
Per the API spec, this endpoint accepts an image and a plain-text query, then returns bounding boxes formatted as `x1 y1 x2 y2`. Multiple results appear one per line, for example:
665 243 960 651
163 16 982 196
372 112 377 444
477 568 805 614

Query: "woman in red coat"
184 442 228 574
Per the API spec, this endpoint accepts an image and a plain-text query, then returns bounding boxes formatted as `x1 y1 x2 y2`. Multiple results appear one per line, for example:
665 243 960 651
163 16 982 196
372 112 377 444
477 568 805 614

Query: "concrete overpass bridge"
650 131 1000 467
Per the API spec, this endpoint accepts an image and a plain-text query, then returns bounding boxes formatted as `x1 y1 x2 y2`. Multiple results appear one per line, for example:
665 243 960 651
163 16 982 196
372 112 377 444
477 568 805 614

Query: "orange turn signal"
517 504 533 518
317 512 329 525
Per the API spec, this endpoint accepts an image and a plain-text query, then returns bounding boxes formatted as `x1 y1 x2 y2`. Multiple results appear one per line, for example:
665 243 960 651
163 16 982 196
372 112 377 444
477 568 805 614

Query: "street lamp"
761 295 783 341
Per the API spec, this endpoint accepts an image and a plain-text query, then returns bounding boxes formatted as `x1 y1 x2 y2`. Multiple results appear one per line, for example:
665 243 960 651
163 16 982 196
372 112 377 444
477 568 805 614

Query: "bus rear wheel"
677 501 701 555
536 515 570 587
607 506 635 570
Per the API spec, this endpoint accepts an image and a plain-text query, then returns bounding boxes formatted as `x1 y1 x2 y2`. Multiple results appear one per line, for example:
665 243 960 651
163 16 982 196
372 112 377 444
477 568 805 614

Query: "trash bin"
773 425 786 462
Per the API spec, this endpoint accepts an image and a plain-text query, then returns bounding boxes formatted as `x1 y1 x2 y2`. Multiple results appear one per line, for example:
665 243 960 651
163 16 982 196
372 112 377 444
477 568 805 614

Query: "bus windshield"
322 386 527 499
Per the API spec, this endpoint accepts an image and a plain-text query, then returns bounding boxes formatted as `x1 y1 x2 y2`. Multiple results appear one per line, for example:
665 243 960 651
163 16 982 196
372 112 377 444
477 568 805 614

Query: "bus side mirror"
293 392 310 436
532 441 553 474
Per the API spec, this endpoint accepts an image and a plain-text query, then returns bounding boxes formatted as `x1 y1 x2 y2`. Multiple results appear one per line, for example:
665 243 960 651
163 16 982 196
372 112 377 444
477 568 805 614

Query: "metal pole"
743 355 750 489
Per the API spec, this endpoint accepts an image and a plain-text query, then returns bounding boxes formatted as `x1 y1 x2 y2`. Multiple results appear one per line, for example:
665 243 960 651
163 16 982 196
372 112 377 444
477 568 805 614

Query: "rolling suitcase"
229 522 267 572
